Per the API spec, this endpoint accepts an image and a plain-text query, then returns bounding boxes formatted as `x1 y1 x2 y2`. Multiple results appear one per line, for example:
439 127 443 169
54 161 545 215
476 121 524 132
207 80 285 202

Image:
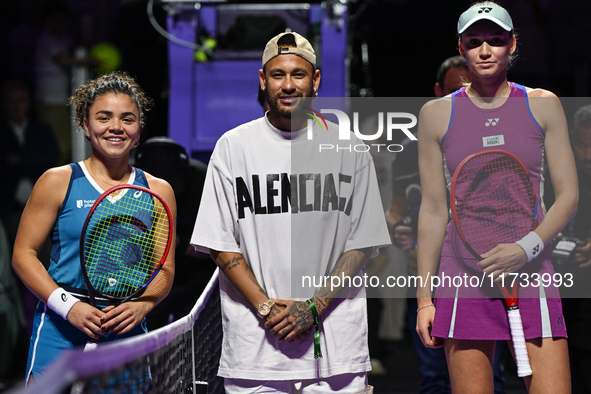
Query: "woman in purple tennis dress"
416 2 578 392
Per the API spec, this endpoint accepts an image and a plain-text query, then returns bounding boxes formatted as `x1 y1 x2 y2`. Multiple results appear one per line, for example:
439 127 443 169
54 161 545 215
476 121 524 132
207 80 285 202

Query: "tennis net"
9 269 223 394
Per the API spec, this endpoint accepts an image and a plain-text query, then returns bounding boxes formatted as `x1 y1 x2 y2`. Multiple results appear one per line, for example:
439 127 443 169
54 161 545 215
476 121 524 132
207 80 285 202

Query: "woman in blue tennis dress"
12 72 176 385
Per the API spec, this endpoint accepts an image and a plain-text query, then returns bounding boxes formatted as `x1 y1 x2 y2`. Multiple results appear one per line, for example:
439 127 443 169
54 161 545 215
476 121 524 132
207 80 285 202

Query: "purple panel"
192 60 264 152
200 6 217 36
167 16 196 153
167 4 349 157
318 4 348 98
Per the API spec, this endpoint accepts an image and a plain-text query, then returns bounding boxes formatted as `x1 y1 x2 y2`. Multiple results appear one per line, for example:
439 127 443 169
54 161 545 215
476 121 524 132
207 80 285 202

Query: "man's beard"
266 86 315 120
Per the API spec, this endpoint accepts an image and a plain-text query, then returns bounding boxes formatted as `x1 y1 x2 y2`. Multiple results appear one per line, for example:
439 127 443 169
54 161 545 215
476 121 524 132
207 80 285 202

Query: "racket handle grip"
83 340 98 352
507 308 533 377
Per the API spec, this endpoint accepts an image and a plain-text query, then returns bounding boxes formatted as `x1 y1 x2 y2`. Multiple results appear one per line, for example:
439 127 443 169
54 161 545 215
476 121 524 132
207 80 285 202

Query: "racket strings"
454 153 536 256
83 189 171 297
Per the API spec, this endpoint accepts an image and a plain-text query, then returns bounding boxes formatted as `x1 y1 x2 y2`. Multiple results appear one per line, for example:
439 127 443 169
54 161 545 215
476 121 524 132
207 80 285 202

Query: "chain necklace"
87 158 130 188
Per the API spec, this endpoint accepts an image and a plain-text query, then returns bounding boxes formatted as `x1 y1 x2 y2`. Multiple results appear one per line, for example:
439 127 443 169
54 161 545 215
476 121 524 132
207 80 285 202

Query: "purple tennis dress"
430 83 567 340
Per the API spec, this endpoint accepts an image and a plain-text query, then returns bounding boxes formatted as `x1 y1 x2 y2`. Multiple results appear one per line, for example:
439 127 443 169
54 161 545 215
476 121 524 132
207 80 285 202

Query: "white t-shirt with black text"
191 115 390 380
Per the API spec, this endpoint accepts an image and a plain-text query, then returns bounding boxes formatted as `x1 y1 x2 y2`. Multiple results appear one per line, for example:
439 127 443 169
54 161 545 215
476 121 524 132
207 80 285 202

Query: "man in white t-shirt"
191 32 390 393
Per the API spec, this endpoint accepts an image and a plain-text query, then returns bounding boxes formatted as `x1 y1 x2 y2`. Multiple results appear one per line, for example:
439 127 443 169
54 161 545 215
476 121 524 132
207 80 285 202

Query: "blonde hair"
69 71 153 130
459 1 518 67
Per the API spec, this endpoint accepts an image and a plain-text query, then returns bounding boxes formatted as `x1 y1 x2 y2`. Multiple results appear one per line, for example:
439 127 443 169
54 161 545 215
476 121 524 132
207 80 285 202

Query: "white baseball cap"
262 32 316 68
457 4 513 34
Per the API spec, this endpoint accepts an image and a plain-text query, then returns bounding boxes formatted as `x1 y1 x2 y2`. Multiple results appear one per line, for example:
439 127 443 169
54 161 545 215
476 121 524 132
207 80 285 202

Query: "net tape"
10 269 223 394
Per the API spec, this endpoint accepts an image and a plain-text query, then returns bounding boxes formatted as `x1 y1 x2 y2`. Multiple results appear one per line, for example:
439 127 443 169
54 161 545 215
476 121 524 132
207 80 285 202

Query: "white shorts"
224 372 368 394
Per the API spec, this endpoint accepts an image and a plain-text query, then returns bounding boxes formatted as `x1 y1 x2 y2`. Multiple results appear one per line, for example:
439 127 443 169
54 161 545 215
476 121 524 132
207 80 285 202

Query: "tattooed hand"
267 302 285 320
264 299 313 342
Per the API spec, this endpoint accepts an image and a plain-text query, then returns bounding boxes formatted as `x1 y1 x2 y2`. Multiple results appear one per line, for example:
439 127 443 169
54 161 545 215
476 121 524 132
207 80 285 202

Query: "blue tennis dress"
26 162 150 381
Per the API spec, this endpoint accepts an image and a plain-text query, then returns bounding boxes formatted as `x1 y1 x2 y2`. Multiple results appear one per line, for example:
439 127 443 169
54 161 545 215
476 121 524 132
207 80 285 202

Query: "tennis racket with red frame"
80 184 173 351
450 149 536 378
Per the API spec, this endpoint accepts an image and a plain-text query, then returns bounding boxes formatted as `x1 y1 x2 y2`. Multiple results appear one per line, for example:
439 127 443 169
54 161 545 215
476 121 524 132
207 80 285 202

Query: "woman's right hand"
66 302 106 341
416 304 442 348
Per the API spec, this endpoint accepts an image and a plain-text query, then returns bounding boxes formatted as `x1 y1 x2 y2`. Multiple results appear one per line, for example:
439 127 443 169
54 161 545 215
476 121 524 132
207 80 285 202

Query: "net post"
192 309 197 393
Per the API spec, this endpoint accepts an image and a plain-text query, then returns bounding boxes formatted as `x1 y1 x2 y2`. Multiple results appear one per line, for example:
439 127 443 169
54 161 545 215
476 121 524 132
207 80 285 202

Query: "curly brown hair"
68 71 153 130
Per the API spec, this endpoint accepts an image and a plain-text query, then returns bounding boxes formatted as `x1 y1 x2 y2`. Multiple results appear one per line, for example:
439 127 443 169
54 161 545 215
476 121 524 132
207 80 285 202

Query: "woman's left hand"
99 301 152 335
478 243 528 284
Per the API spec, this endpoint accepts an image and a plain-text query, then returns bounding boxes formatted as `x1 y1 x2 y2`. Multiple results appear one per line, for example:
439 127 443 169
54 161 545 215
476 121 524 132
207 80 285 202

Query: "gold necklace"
87 159 130 188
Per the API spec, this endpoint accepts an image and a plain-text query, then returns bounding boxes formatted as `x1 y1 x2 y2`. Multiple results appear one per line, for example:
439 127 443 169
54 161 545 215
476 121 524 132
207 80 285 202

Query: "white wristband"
47 287 80 320
515 231 544 263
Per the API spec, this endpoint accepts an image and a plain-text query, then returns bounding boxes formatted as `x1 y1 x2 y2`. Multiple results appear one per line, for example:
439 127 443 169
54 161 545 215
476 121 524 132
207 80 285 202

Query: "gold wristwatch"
257 299 275 318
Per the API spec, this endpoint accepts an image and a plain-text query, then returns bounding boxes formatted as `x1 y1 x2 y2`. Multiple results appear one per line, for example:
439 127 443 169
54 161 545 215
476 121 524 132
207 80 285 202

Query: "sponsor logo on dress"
485 118 499 127
77 199 96 208
482 134 505 147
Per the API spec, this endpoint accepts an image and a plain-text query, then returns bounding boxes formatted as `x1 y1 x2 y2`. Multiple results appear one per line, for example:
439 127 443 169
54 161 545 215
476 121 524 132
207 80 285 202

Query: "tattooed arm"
265 247 373 341
210 250 269 311
211 249 311 341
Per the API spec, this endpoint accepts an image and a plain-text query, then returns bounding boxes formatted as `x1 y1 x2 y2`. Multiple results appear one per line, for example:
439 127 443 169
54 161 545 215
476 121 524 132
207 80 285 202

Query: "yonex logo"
485 118 499 127
61 293 67 302
532 245 539 255
478 7 493 13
